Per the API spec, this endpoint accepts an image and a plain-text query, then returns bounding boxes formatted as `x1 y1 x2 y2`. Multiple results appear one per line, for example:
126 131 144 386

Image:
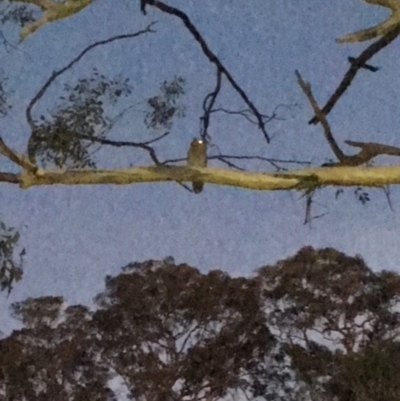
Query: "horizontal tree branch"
16 165 400 190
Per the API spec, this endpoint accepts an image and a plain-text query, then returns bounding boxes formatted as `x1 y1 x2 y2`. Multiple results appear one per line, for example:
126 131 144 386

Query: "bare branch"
0 171 19 184
141 131 170 145
212 154 301 171
296 71 346 163
76 133 162 165
297 71 400 167
0 137 38 173
343 140 400 164
210 106 281 125
162 154 311 171
146 0 271 142
381 185 394 212
201 69 222 140
300 190 328 225
309 27 400 125
215 156 246 171
210 154 311 166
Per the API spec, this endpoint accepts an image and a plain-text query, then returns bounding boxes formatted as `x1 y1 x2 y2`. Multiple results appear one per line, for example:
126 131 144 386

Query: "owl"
187 139 207 194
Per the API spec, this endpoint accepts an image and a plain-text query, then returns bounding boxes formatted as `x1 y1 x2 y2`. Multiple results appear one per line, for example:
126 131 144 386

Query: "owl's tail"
192 182 203 194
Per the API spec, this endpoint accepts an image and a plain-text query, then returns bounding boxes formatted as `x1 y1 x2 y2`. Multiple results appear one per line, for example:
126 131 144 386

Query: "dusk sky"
0 0 400 334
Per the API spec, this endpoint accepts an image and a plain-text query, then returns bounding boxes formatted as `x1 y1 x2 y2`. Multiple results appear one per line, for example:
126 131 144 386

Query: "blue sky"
0 0 400 333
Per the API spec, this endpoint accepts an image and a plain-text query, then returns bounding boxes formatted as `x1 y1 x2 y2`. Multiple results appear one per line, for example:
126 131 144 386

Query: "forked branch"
297 71 400 166
144 0 271 143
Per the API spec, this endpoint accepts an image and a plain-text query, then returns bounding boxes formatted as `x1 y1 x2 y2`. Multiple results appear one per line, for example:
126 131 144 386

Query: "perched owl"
187 139 207 194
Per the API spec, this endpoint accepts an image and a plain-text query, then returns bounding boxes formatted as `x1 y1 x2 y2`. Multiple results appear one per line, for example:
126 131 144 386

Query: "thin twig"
142 131 170 145
216 156 246 171
25 24 156 131
210 107 281 125
212 154 293 171
201 69 221 140
75 133 161 164
382 185 394 212
211 154 311 165
162 154 311 169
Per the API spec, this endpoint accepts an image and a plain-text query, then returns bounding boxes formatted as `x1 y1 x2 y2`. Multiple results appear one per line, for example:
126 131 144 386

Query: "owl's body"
187 139 207 194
